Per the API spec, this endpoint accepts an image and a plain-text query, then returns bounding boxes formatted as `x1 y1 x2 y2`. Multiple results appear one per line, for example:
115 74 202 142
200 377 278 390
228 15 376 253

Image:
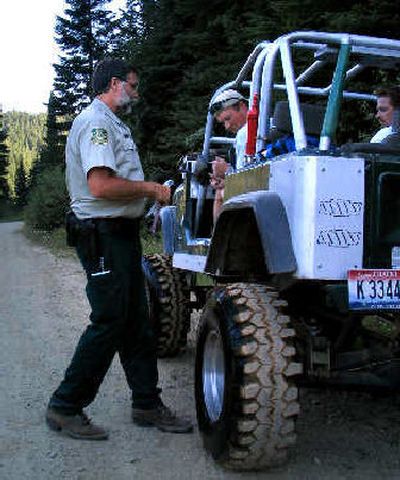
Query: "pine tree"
46 0 399 182
3 112 46 200
0 106 9 198
33 91 65 182
129 0 186 176
324 0 400 38
128 0 400 178
14 163 28 207
53 0 117 121
114 0 143 58
128 0 278 177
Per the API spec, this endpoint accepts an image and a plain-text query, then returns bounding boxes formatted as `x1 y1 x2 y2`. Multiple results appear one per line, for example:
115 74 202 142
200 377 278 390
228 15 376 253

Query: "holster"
65 210 98 261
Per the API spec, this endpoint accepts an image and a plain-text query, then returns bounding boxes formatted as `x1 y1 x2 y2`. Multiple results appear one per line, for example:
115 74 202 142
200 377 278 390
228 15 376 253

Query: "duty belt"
93 216 141 234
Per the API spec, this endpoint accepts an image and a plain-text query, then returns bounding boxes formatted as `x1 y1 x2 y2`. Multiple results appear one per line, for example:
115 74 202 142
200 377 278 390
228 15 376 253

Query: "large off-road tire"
142 254 190 357
195 283 302 471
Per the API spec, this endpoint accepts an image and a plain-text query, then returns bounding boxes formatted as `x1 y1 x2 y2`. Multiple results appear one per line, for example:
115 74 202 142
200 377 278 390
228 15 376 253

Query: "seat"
382 132 400 149
341 142 400 155
381 109 400 149
267 101 325 142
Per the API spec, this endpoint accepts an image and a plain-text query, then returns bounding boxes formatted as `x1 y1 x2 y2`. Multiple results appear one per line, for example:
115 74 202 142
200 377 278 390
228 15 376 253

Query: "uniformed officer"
46 58 193 439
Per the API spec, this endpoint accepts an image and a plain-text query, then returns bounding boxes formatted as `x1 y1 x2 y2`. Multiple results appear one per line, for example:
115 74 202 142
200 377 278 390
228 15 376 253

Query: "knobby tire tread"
203 283 301 470
144 254 190 357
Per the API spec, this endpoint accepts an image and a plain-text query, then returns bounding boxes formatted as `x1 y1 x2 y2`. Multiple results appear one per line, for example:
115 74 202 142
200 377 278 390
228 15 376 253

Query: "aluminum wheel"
202 328 225 422
195 283 301 470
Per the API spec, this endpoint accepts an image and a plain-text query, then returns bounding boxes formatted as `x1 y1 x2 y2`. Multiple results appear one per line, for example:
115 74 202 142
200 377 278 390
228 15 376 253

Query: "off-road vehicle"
143 31 400 470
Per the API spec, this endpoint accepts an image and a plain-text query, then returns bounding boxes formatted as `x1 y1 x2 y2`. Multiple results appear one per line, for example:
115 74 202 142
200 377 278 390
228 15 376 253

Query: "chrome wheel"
202 328 225 422
195 284 301 470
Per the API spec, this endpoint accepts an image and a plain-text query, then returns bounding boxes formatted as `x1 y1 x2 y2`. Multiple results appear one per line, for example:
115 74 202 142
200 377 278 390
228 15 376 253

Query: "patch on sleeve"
91 128 108 145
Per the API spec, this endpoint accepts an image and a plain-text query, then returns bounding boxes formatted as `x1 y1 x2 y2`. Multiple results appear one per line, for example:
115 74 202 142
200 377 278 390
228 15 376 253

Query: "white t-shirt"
235 125 247 169
370 126 393 143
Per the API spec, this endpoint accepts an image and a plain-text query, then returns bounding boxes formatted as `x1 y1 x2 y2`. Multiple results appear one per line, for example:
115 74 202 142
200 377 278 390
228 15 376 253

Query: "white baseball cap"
210 89 246 114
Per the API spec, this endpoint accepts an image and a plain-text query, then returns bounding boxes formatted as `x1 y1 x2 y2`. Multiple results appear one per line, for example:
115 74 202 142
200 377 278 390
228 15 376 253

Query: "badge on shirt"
91 128 108 145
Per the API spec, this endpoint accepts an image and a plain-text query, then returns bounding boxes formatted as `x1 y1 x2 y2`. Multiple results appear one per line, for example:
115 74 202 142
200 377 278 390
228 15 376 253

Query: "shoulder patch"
91 128 108 145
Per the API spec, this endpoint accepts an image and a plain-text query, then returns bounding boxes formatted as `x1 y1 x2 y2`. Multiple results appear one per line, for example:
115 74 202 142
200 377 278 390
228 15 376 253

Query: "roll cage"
202 31 400 157
171 31 400 267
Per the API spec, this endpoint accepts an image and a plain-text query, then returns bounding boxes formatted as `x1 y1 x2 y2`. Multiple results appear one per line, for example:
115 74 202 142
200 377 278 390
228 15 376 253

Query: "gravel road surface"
0 222 399 479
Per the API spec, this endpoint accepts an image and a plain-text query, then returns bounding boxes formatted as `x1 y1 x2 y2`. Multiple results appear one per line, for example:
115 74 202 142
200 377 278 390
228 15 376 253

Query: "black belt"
93 216 141 233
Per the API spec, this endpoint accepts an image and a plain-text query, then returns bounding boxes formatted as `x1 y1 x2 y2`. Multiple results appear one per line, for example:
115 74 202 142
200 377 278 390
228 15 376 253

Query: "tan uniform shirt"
66 98 145 219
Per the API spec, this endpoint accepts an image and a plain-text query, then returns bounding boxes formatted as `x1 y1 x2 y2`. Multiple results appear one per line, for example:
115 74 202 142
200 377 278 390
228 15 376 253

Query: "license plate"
348 269 400 310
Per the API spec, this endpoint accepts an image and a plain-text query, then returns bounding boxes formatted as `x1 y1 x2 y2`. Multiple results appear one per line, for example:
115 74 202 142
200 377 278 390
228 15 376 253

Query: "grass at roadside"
23 225 75 257
141 228 164 255
0 199 23 223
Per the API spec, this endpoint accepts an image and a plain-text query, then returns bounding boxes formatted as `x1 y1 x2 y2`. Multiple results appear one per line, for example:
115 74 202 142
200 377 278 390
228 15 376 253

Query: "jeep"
143 31 400 470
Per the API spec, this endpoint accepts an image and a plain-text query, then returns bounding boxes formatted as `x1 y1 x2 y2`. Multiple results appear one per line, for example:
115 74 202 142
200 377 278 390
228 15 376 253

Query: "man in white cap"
209 89 248 169
209 89 248 220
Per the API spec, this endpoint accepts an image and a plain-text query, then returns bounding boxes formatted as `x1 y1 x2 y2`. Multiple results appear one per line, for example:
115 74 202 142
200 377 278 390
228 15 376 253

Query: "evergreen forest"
1 0 399 227
0 111 46 204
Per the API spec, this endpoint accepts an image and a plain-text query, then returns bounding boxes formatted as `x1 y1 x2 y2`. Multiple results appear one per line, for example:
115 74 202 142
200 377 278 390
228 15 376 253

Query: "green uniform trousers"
49 218 161 414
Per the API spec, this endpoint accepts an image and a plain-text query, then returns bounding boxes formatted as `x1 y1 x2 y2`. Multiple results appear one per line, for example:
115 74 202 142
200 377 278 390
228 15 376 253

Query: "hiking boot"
46 407 109 440
132 404 193 434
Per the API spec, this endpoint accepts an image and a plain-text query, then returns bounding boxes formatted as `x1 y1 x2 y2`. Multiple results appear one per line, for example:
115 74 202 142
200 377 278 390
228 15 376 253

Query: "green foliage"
53 0 117 117
122 0 400 177
0 198 23 222
114 0 143 58
40 92 65 167
0 109 9 198
47 0 400 181
140 225 163 255
14 164 29 207
28 0 400 237
50 0 119 163
24 166 69 231
31 91 65 188
3 112 46 201
324 0 400 38
23 225 74 256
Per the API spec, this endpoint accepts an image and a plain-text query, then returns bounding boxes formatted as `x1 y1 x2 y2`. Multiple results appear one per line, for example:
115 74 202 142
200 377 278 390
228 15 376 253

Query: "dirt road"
0 222 399 479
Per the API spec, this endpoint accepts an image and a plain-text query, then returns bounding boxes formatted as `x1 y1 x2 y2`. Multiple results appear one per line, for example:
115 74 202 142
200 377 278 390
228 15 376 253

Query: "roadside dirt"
0 222 399 480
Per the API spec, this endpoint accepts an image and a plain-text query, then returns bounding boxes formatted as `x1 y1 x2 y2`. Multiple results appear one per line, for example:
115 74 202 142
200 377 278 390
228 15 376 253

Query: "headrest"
271 101 325 137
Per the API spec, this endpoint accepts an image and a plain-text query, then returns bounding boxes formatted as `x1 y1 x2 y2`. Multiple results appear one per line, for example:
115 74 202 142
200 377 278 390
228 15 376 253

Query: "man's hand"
210 156 228 190
154 184 171 205
210 156 229 190
210 176 225 190
212 156 229 178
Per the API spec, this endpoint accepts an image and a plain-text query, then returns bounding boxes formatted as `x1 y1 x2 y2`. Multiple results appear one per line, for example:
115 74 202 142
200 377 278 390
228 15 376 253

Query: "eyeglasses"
123 80 139 91
114 77 139 91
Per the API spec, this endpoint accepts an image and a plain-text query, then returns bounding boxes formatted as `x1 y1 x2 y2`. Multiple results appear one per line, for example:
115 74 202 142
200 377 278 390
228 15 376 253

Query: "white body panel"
269 155 364 280
173 253 207 273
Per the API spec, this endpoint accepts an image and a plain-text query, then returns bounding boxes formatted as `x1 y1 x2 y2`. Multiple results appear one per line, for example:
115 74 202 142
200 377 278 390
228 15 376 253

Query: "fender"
205 191 296 277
